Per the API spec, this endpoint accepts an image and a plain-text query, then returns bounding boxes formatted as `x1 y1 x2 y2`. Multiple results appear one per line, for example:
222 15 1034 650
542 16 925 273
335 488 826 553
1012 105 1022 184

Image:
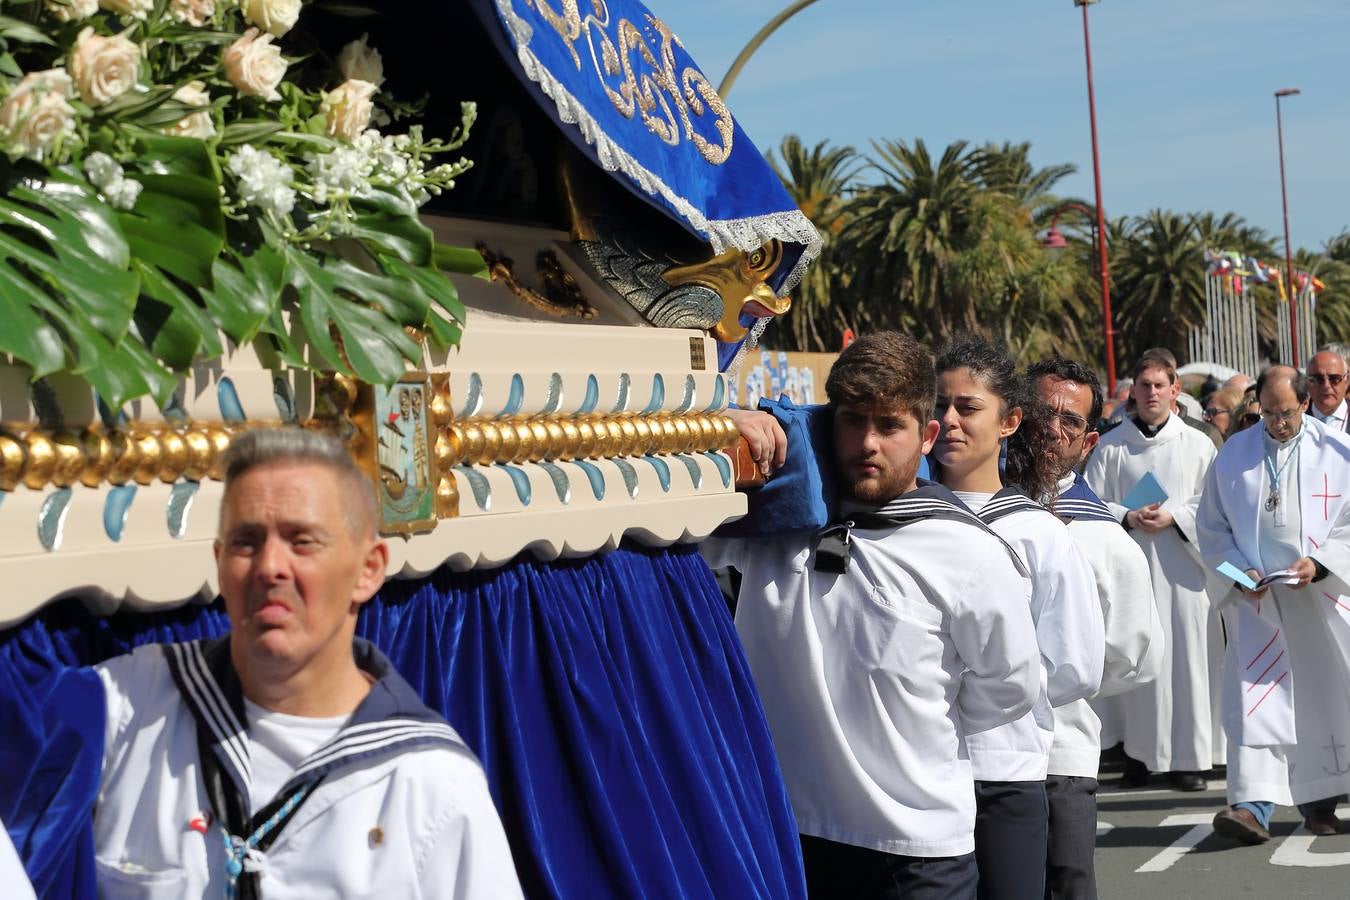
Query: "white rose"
44 0 99 22
168 0 214 27
337 33 384 87
98 0 154 19
223 28 287 101
241 0 301 38
68 27 140 107
161 80 215 139
0 70 77 162
321 78 376 143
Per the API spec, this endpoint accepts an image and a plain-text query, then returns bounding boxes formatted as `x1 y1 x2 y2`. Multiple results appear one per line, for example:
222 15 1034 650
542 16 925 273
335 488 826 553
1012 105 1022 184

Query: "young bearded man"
702 332 1040 900
1029 358 1162 900
1084 354 1222 794
93 429 522 899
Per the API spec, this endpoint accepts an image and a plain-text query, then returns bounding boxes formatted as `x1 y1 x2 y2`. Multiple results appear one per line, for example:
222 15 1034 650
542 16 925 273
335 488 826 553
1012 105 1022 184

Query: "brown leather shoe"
1213 808 1270 844
1304 810 1342 836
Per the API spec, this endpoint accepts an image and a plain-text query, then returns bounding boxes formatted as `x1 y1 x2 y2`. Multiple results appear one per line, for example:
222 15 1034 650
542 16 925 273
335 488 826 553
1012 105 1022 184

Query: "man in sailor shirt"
703 332 1041 899
93 429 523 898
1030 357 1162 899
1306 348 1349 433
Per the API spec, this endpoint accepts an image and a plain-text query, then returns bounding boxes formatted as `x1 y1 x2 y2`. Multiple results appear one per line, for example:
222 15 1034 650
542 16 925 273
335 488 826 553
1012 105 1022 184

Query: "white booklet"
1217 561 1300 590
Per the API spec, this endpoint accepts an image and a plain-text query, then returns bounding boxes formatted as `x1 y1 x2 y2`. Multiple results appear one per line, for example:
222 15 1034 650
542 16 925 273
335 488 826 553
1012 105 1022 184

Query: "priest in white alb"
1084 352 1222 793
1197 366 1350 842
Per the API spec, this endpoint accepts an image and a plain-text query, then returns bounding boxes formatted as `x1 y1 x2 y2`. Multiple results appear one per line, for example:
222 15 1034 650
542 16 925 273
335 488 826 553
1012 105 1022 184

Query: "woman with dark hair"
933 334 1104 900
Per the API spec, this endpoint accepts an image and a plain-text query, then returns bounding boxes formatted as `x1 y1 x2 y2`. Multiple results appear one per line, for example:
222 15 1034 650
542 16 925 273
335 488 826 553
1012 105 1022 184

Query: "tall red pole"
1078 0 1116 395
1275 90 1300 367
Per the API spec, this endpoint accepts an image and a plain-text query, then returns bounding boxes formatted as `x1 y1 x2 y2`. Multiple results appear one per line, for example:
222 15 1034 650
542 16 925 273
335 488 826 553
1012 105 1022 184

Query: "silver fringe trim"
493 0 822 299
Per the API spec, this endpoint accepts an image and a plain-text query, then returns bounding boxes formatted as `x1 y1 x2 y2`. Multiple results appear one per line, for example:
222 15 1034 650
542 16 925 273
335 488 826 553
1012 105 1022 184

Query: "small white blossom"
304 144 373 204
84 151 122 189
226 144 295 218
103 176 142 210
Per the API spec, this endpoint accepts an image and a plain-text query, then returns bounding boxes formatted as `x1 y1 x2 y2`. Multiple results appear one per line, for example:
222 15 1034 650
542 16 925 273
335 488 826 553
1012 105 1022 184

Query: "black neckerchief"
1132 414 1168 438
164 638 465 899
1054 473 1118 524
815 479 1027 577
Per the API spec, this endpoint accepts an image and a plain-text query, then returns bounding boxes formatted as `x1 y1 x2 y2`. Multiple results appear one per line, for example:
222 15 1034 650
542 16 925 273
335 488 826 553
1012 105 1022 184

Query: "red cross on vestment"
1313 473 1342 522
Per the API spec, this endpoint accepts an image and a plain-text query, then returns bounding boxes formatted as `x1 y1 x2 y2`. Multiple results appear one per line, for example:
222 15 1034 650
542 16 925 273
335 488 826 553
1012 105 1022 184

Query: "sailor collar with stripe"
164 637 462 802
1049 473 1118 524
975 485 1052 525
815 479 1028 577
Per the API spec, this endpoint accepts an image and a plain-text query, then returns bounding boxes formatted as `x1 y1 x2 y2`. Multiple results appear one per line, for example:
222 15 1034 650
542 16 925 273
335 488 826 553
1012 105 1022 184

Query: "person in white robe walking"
704 332 1041 900
1084 353 1222 792
1030 356 1163 899
1198 366 1350 842
932 336 1104 900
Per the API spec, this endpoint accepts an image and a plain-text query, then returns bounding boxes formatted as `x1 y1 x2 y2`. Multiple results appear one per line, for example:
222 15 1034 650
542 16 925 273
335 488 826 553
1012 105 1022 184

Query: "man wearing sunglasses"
1306 349 1349 433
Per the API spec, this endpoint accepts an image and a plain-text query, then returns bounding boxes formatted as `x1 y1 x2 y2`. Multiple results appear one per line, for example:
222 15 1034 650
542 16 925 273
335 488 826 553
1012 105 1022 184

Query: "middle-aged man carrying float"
1029 357 1162 900
1084 352 1223 793
1198 366 1350 843
92 429 523 898
704 332 1041 900
1306 347 1350 433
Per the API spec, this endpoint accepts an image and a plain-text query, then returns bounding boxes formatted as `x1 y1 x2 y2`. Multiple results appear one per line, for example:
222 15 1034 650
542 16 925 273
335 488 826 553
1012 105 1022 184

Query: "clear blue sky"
665 0 1350 252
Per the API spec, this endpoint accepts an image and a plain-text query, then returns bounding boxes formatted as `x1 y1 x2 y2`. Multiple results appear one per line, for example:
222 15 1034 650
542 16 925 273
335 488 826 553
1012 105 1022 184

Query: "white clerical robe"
1197 416 1350 804
1084 415 1224 771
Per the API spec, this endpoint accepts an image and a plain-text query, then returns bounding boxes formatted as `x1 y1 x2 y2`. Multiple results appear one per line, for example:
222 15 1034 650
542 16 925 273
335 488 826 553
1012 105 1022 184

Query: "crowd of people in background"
720 334 1350 900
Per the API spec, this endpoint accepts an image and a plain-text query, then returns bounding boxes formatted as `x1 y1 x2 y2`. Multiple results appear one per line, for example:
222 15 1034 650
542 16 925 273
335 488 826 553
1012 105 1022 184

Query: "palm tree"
762 135 860 351
1111 210 1208 364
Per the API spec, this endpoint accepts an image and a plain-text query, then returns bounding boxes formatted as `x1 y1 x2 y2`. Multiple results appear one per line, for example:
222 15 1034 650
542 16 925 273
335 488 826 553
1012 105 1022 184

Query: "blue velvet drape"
0 543 805 899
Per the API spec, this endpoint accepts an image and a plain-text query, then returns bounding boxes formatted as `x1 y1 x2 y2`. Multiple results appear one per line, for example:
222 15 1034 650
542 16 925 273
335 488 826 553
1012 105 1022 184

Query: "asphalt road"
1096 759 1348 898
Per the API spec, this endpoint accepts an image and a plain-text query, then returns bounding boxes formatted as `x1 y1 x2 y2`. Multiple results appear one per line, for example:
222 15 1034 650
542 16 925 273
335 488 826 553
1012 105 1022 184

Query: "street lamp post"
1275 87 1302 367
1074 0 1117 396
718 0 824 98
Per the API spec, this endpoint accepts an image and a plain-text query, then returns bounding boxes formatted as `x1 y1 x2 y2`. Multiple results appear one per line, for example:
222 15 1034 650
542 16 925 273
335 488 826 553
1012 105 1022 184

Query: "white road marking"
1135 813 1215 873
1270 824 1350 867
1096 821 1115 837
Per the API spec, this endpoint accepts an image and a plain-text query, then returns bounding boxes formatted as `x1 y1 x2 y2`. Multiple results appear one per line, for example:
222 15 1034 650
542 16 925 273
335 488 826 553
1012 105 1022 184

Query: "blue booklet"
1121 471 1168 510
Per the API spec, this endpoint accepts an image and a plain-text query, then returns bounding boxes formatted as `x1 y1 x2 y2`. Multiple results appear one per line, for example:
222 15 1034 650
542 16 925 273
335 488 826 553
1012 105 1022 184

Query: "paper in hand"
1121 471 1169 510
1217 561 1300 590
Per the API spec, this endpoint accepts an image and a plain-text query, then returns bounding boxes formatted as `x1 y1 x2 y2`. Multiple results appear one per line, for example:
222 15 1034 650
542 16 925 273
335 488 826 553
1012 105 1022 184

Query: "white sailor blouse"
93 638 523 899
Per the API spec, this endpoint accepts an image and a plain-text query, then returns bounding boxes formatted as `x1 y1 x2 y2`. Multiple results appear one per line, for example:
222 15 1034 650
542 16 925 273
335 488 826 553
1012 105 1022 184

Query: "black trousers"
1044 775 1098 900
800 833 978 900
974 780 1049 900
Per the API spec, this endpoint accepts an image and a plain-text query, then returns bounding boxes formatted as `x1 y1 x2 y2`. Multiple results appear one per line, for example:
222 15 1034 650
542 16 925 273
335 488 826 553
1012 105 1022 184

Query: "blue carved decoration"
501 374 526 417
703 451 732 489
501 464 533 506
102 485 136 542
704 375 726 413
641 374 665 415
539 461 572 505
542 373 563 415
641 455 671 493
460 466 492 511
673 375 696 414
217 377 245 423
572 460 606 501
460 373 484 418
611 373 631 414
577 375 600 415
675 454 703 491
612 458 640 499
167 482 200 540
38 488 72 551
273 376 297 423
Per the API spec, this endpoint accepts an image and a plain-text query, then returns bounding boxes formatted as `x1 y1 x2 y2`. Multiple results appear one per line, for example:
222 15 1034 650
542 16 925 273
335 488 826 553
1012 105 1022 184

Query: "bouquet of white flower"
0 0 479 409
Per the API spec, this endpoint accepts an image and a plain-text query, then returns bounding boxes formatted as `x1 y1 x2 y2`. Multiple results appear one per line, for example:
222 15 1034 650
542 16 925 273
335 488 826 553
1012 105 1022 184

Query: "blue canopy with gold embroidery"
470 0 821 298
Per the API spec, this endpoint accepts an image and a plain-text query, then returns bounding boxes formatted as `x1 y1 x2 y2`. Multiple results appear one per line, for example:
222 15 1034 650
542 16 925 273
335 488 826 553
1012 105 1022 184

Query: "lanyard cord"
221 780 316 899
1263 430 1304 499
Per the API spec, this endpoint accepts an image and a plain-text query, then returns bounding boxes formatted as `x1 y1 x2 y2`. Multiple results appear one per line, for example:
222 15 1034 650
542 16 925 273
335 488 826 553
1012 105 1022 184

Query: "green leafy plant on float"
0 0 484 411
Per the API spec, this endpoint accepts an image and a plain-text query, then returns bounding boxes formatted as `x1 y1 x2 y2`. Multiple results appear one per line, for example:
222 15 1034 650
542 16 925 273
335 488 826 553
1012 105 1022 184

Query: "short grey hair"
220 428 378 537
1317 342 1350 367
